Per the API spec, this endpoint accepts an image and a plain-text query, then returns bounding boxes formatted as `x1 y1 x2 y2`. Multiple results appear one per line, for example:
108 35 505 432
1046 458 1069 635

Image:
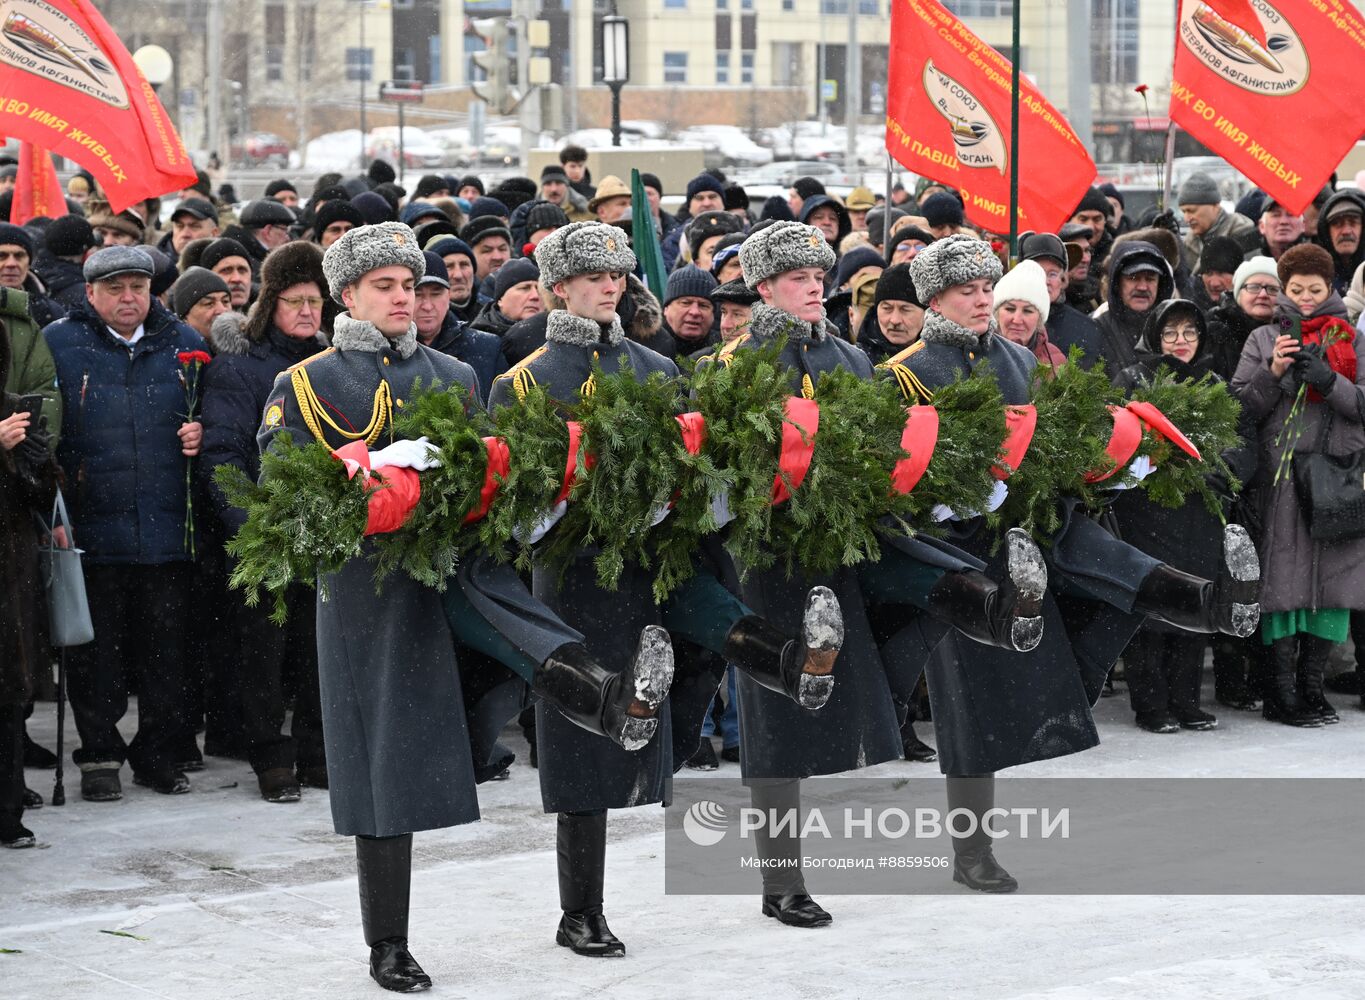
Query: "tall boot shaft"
925 529 1047 652
1263 637 1323 727
722 587 841 710
1298 634 1338 724
533 627 674 751
946 773 1017 893
355 834 412 947
556 811 608 914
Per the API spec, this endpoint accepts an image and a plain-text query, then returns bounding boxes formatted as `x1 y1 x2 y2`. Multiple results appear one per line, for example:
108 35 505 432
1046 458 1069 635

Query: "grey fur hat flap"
322 221 427 304
910 234 1003 304
534 221 636 288
739 220 835 289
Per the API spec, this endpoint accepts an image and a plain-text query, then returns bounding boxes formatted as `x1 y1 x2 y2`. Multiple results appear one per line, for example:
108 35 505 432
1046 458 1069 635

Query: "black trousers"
66 563 191 773
1126 627 1207 716
186 545 244 755
0 704 24 839
233 583 324 775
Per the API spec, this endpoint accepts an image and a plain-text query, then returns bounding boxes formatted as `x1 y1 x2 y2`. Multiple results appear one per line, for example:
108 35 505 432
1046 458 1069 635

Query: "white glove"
1106 454 1156 492
649 502 671 528
513 500 567 545
932 504 955 522
984 480 1009 513
933 480 1007 522
369 436 441 472
710 489 735 529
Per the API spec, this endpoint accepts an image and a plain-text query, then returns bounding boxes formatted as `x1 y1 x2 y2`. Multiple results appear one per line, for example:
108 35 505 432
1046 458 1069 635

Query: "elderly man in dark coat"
258 223 677 993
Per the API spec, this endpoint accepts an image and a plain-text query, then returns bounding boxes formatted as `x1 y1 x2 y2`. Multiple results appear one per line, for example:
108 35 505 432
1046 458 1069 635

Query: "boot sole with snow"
1220 524 1260 638
797 586 842 709
618 625 674 751
1005 528 1047 652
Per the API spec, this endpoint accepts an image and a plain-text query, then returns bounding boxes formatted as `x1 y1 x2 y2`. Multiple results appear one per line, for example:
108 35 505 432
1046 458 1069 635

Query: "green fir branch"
482 386 573 573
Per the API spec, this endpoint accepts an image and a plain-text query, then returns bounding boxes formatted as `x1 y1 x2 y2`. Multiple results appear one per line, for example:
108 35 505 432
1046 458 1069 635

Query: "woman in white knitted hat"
993 259 1066 369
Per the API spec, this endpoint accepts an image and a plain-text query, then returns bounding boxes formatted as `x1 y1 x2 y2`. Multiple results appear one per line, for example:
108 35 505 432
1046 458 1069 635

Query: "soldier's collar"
920 310 994 352
332 313 418 359
748 302 826 345
547 309 624 348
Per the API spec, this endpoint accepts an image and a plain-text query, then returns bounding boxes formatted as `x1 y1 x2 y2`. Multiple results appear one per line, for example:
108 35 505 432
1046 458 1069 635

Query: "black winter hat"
413 174 450 200
723 184 749 211
468 196 510 221
457 174 485 196
665 265 718 305
833 245 884 290
143 247 179 297
1198 236 1244 275
710 278 760 306
686 210 746 251
0 222 34 255
759 196 794 222
367 159 396 186
171 197 217 222
239 199 295 227
310 185 350 206
245 240 332 342
199 237 252 271
686 174 725 203
43 215 97 257
313 200 365 237
639 172 663 195
264 179 297 197
461 215 512 247
791 176 826 202
525 202 570 235
873 263 920 307
1073 186 1112 218
1097 183 1124 208
351 191 395 225
540 163 569 182
494 257 540 302
419 250 450 287
920 192 965 229
171 267 230 318
885 225 933 263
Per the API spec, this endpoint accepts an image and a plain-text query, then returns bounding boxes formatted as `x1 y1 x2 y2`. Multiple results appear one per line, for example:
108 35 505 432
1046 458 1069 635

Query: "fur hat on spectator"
1277 243 1336 287
246 240 334 340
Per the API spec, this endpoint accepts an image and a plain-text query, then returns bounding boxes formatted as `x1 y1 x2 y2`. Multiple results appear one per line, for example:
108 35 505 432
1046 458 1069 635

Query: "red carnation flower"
178 350 212 366
1134 84 1149 95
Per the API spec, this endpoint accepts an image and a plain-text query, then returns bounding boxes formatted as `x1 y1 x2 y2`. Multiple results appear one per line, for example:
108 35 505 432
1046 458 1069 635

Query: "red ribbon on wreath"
992 404 1037 480
771 396 819 506
555 421 586 504
676 411 708 456
1084 405 1145 483
464 436 510 523
890 405 939 495
332 441 424 536
1124 400 1201 461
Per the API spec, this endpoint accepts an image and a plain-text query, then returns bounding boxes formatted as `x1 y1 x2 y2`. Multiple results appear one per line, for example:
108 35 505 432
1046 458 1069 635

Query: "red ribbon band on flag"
1084 406 1145 483
464 436 511 524
771 397 820 506
1125 401 1201 461
890 406 939 495
992 405 1037 480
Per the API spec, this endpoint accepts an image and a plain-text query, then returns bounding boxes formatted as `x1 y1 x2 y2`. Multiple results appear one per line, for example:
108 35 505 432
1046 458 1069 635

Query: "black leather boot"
556 811 625 957
948 774 1018 893
356 834 431 993
533 626 674 751
1298 635 1339 724
1135 525 1259 637
723 586 841 710
1262 638 1323 727
752 779 832 927
925 529 1047 652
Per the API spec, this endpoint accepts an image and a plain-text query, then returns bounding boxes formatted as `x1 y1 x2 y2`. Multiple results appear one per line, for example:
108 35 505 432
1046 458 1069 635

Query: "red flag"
0 0 197 212
886 0 1097 234
1202 0 1268 47
12 140 68 224
1169 0 1365 215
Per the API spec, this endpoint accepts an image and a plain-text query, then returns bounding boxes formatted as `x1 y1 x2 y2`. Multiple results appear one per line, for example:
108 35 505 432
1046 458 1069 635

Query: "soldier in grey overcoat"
488 221 845 958
257 223 676 993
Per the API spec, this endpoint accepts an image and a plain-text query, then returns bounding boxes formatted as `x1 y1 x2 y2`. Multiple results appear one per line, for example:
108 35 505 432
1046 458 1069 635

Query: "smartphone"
15 393 44 420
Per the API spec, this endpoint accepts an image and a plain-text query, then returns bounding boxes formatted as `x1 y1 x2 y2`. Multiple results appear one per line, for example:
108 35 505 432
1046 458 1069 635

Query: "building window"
944 1 1010 16
782 0 795 9
820 0 846 11
773 41 801 86
1092 0 1139 84
664 0 687 8
264 2 285 82
663 51 688 83
741 50 754 84
717 50 730 84
345 47 373 82
742 0 755 9
717 0 729 8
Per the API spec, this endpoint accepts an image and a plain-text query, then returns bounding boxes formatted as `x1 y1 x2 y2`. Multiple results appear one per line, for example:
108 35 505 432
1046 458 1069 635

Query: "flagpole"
1008 0 1021 259
885 151 894 253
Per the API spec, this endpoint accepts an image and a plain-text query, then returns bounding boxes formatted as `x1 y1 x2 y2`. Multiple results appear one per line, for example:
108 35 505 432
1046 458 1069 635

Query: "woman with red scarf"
1232 244 1365 728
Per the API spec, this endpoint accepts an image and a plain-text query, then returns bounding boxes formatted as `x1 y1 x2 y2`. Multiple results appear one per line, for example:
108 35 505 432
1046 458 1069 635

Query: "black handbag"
1291 396 1365 542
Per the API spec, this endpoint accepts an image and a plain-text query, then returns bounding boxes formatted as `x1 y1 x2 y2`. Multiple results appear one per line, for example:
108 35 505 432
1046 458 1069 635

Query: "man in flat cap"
258 221 677 993
236 198 296 262
42 246 210 805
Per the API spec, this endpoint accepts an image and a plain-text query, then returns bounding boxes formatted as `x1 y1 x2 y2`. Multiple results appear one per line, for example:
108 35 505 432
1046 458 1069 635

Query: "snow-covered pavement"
5 683 1365 1000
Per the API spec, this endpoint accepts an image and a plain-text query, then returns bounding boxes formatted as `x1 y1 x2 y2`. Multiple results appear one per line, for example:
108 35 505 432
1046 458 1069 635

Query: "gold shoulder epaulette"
285 346 335 373
493 345 548 402
874 340 926 370
290 359 391 445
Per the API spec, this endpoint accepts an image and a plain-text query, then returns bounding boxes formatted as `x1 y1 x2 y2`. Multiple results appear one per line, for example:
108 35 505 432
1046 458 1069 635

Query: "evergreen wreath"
912 372 1007 524
1127 369 1243 518
215 433 369 623
997 350 1124 538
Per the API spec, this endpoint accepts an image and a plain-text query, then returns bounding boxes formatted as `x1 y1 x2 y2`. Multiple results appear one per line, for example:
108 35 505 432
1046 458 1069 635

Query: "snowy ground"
5 680 1365 1000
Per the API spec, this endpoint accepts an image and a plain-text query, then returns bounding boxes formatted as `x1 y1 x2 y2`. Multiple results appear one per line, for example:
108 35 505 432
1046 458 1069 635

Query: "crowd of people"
2 141 1365 989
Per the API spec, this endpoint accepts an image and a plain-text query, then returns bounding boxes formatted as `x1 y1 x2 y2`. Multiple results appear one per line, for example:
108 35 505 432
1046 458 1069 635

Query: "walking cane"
52 649 66 806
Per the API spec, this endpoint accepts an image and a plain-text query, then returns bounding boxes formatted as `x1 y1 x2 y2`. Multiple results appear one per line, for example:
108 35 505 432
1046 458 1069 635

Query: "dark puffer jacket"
32 253 89 314
1093 240 1174 376
422 309 506 403
199 312 324 535
1204 290 1267 381
42 300 208 564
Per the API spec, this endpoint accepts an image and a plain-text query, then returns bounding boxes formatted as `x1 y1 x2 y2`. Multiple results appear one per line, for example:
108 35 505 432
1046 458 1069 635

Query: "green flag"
631 169 666 301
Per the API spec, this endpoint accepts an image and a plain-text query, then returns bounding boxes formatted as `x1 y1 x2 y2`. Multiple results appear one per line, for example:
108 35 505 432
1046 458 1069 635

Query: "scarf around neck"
921 309 995 351
331 313 418 359
546 310 625 348
748 303 826 344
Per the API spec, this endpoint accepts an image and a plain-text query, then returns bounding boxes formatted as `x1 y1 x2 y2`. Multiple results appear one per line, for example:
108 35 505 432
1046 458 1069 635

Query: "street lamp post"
600 14 629 148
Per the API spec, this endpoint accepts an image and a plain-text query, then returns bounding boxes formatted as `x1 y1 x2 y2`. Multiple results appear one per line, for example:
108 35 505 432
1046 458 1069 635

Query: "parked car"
677 125 774 168
367 127 445 169
233 131 290 167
